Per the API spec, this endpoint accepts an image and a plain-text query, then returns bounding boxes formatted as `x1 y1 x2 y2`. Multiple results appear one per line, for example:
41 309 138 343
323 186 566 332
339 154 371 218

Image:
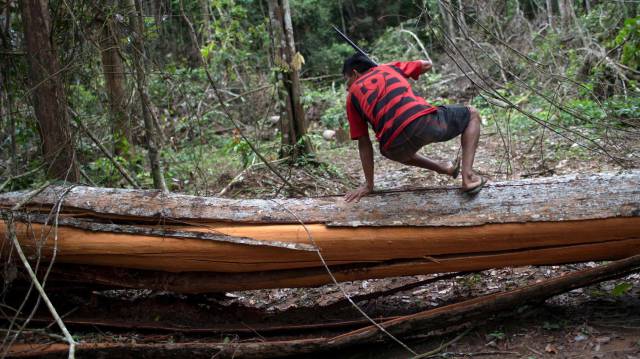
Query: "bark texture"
126 0 167 191
1 171 637 226
21 0 79 181
98 2 132 158
1 171 639 292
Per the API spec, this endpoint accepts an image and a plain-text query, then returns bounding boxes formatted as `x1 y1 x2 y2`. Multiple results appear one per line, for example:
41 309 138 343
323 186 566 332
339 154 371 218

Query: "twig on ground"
411 326 473 359
325 272 465 309
2 183 76 358
8 186 76 350
218 157 290 196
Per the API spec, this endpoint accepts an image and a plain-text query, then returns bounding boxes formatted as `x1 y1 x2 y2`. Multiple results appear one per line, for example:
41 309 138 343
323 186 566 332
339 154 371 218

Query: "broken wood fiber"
1 171 639 292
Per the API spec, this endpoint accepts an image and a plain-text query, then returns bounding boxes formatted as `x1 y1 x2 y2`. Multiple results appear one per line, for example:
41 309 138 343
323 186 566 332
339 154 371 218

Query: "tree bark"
126 0 168 191
546 0 554 30
99 1 132 159
456 0 467 35
267 0 311 158
438 0 456 38
1 171 636 227
20 0 79 182
558 0 568 27
199 0 211 44
1 171 639 292
0 5 16 176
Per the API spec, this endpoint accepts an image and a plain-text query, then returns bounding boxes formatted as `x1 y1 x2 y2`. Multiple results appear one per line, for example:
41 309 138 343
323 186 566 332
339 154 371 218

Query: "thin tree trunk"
282 0 310 155
199 0 211 43
546 0 554 30
267 0 310 158
456 0 467 35
126 0 168 192
267 0 294 155
99 2 132 159
558 0 567 27
0 7 16 176
20 0 79 182
438 0 456 38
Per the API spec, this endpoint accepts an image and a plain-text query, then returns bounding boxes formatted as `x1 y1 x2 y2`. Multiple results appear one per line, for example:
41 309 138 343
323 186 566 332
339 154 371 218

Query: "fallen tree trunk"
8 255 640 358
1 171 639 292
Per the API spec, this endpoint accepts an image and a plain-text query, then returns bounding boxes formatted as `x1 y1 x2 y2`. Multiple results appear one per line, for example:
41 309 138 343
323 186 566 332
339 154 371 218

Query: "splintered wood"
1 171 639 292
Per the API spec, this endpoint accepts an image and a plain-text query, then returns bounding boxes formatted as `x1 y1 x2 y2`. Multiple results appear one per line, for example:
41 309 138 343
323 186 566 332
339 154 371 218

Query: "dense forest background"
0 0 638 196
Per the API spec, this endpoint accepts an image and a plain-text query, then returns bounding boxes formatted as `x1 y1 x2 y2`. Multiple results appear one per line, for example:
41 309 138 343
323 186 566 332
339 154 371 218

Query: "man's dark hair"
342 53 377 75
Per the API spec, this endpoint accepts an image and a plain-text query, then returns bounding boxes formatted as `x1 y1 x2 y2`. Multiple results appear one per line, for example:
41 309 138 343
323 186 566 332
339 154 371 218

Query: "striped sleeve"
386 61 423 80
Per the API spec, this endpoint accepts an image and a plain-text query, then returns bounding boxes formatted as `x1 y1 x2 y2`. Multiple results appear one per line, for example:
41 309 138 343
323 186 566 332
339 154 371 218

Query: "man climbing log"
342 53 486 202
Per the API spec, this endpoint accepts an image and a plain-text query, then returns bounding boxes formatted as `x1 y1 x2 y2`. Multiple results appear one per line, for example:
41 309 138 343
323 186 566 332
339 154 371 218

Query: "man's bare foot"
462 174 484 192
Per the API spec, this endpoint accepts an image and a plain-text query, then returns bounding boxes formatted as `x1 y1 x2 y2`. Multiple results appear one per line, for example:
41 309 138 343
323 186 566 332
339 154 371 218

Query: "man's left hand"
344 185 372 203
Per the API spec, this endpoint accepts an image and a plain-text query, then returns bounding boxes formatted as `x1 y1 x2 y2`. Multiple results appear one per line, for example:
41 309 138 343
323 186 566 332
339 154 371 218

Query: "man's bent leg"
401 153 454 175
381 143 455 176
461 106 482 189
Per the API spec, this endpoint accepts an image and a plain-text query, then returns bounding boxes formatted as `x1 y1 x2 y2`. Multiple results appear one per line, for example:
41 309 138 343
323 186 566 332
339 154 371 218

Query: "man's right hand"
344 185 373 203
419 60 432 74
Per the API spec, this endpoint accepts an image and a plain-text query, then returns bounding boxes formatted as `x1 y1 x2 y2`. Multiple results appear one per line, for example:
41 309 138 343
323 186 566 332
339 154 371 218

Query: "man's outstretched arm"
345 134 374 202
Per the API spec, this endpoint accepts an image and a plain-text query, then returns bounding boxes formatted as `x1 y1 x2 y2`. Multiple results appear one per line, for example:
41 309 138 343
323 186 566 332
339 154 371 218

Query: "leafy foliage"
616 16 640 69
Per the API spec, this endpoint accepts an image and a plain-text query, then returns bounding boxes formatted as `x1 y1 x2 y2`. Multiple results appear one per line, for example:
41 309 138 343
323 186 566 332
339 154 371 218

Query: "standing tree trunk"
199 0 211 44
0 5 16 176
438 0 456 38
558 0 576 28
546 0 555 30
126 0 168 191
21 0 79 182
456 0 467 36
99 1 132 159
267 0 311 158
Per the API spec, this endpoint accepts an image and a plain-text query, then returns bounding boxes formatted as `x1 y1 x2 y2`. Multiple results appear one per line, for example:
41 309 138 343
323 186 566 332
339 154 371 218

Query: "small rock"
268 115 280 124
574 334 588 342
322 129 336 140
485 340 497 348
595 336 610 344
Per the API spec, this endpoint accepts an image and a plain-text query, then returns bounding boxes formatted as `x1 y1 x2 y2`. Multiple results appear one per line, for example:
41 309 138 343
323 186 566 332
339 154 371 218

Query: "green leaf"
611 282 632 296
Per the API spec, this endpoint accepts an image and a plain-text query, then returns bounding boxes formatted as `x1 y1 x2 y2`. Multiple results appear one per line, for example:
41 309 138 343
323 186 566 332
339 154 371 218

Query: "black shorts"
380 105 471 162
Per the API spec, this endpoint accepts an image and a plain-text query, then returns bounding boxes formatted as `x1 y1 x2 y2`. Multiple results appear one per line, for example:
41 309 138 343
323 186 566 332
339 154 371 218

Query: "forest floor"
5 124 640 358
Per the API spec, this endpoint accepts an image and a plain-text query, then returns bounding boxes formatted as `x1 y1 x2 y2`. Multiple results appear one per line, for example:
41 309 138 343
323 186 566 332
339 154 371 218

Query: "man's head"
343 53 377 88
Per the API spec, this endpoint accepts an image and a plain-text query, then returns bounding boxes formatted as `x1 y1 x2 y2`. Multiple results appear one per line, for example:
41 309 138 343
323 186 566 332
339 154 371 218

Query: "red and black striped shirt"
346 61 437 150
